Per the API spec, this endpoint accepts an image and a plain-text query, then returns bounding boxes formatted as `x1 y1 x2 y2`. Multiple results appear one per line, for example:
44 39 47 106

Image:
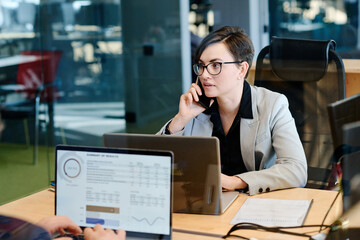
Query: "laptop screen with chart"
55 145 173 239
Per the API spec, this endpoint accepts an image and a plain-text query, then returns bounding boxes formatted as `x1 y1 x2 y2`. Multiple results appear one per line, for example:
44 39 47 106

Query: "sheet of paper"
230 198 313 227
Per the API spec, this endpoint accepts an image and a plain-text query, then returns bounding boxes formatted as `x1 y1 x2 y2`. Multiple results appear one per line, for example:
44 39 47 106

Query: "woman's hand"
221 173 248 191
84 224 126 240
168 82 213 133
37 215 82 236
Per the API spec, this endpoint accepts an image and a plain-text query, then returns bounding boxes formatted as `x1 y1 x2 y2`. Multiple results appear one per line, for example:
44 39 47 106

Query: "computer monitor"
327 93 360 151
102 3 120 27
75 3 100 26
61 3 75 29
341 121 360 212
0 5 14 29
75 3 120 28
17 2 36 31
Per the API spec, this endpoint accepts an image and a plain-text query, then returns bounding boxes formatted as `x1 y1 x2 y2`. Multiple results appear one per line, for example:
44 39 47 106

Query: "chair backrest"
16 50 62 102
254 37 346 188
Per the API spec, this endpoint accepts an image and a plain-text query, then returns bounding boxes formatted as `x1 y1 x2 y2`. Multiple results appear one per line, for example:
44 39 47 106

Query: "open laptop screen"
55 145 173 239
103 133 239 215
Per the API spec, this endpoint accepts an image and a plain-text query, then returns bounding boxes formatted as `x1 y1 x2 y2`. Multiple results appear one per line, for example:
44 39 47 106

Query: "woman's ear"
237 61 249 80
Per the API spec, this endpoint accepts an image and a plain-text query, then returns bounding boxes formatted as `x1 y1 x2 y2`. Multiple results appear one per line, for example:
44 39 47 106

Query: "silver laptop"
103 133 239 215
55 145 173 239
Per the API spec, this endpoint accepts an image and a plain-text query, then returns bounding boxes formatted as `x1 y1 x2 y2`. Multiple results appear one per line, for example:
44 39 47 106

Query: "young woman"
158 26 307 195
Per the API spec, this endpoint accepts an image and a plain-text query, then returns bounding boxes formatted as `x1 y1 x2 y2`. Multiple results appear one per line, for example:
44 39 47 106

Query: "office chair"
0 50 62 165
254 37 346 189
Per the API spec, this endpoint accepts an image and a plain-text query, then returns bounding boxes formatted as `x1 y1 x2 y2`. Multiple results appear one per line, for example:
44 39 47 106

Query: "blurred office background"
0 0 359 204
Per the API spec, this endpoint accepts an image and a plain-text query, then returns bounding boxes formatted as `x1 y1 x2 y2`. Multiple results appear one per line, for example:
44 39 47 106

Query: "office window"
269 0 360 58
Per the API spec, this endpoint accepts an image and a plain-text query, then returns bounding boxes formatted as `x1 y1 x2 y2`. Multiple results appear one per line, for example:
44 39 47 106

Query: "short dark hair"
194 26 254 78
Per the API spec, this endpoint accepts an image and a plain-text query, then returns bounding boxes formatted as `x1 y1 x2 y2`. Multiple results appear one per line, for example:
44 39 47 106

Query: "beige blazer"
158 85 307 195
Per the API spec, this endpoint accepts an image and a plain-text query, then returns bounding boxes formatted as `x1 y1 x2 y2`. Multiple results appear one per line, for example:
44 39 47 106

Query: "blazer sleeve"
238 94 308 195
156 119 186 136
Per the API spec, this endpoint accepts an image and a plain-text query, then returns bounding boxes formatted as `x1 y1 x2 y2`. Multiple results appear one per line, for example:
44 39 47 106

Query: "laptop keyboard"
54 233 85 240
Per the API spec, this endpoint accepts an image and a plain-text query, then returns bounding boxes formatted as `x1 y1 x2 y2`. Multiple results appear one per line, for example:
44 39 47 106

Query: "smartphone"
197 79 213 109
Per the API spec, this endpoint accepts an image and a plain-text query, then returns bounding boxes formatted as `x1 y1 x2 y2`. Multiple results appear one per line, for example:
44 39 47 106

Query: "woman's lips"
203 83 215 88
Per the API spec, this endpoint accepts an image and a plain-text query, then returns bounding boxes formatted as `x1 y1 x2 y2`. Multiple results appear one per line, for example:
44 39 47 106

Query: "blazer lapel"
240 118 259 171
240 85 260 171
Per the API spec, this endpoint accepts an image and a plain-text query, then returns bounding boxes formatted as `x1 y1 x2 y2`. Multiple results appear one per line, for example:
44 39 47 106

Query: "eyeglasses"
193 61 244 76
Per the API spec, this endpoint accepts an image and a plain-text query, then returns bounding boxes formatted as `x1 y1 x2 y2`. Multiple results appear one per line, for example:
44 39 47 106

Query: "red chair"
16 51 62 102
0 50 62 164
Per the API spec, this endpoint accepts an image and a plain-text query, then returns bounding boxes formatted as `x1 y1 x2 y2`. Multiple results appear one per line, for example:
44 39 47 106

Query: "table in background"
0 54 45 84
342 59 360 97
0 188 342 240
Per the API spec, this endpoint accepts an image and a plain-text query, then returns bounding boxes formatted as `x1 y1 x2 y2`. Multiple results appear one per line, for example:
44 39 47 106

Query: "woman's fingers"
191 83 202 96
189 86 199 102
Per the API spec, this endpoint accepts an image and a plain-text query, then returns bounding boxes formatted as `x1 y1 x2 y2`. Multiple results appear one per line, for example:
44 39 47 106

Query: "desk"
0 55 43 68
0 55 36 83
279 23 324 32
247 59 360 98
53 30 121 42
0 32 36 40
0 55 49 95
0 188 342 239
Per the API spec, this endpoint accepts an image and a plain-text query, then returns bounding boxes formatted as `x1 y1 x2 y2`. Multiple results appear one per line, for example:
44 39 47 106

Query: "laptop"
103 133 239 215
55 145 173 240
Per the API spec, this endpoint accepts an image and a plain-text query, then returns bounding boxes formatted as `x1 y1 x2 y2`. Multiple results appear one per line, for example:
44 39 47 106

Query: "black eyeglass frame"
193 61 244 76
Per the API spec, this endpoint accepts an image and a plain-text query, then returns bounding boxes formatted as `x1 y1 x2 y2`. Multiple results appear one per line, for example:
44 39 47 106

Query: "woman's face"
198 42 244 99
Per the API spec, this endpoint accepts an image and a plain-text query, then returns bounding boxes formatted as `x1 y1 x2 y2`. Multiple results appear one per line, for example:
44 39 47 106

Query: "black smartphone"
197 79 213 109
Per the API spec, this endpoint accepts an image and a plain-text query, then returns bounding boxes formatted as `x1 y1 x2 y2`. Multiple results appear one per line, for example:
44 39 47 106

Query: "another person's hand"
84 224 126 240
169 82 213 133
221 173 248 191
37 215 82 237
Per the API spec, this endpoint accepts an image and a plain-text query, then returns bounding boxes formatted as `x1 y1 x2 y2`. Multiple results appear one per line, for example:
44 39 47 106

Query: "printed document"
230 198 313 227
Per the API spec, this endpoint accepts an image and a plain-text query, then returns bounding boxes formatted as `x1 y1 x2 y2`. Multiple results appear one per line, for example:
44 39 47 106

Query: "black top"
165 81 254 176
208 81 253 176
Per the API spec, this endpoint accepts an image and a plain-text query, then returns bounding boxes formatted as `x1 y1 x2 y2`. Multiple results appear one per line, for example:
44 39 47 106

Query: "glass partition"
0 0 185 204
121 0 182 131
